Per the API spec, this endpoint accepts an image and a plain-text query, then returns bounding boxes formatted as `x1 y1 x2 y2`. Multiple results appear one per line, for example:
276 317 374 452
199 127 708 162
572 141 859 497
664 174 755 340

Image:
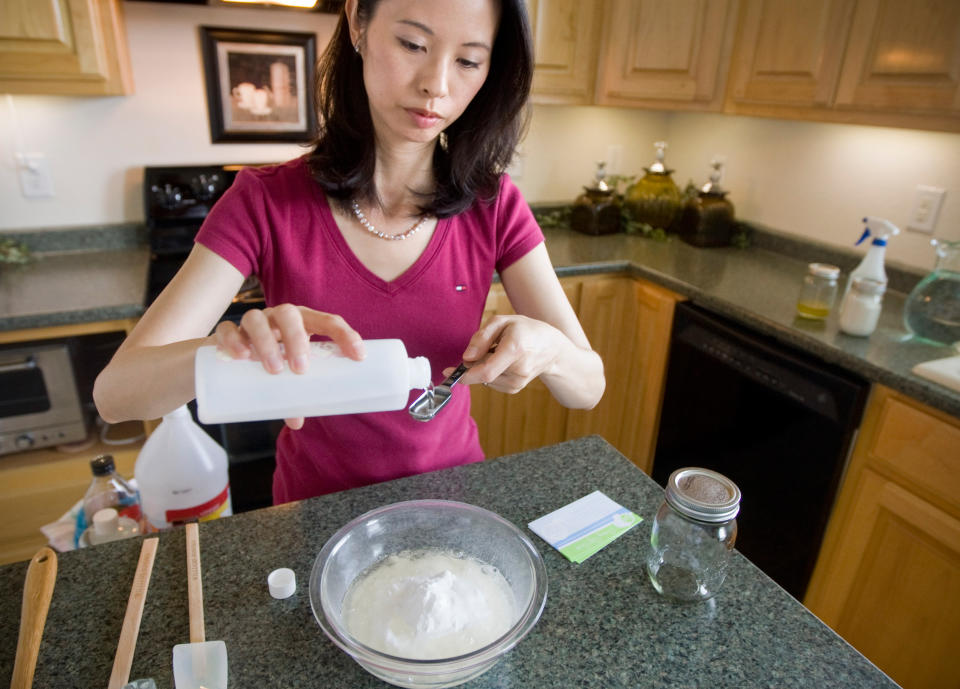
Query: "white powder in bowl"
342 549 516 660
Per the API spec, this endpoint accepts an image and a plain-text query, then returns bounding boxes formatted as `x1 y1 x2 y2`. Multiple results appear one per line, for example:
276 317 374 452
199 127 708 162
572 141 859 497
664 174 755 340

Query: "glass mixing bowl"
309 500 548 688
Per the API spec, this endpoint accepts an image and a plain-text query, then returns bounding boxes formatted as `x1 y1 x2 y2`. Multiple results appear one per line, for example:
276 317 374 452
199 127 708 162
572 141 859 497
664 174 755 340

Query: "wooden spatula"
10 547 57 689
108 537 159 689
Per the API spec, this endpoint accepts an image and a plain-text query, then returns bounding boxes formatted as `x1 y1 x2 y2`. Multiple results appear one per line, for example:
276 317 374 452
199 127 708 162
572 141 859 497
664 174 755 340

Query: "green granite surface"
0 437 899 688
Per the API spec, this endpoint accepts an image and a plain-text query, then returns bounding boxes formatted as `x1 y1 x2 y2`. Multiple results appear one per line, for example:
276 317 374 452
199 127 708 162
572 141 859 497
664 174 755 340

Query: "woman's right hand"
213 304 366 429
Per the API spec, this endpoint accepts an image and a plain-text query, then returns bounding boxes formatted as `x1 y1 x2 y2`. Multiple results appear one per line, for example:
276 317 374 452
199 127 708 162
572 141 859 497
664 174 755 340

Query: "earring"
354 43 360 54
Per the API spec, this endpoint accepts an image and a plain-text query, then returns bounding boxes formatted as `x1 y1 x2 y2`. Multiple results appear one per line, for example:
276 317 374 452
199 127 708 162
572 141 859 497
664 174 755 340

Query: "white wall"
0 2 338 230
1 2 958 272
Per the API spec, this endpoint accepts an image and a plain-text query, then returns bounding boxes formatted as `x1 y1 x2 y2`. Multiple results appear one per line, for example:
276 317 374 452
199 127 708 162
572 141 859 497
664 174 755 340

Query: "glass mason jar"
647 468 741 602
796 263 840 320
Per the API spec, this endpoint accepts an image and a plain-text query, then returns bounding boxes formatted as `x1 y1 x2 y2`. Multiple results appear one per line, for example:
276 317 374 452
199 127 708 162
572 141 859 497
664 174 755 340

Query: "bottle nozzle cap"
93 507 119 536
409 356 432 390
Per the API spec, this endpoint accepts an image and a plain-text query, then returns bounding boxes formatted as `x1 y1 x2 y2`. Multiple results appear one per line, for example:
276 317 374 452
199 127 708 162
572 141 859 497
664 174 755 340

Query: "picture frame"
200 26 318 143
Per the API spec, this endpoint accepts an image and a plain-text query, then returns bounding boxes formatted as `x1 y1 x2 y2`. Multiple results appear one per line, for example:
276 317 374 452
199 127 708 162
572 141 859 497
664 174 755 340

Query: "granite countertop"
538 226 960 418
2 221 957 418
0 436 899 688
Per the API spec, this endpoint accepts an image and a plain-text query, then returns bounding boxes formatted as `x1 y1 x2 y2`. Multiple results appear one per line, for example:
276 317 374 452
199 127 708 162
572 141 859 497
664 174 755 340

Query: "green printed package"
528 491 641 563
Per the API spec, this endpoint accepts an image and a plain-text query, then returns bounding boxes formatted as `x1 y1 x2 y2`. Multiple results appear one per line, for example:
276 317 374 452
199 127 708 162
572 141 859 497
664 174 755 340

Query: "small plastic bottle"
86 507 141 546
135 405 232 531
76 454 142 546
194 339 432 424
839 277 886 337
797 263 840 320
647 467 741 602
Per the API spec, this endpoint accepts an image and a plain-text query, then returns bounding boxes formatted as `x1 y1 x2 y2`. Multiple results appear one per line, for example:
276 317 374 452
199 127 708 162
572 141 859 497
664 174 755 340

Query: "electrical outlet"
15 153 55 198
907 184 945 234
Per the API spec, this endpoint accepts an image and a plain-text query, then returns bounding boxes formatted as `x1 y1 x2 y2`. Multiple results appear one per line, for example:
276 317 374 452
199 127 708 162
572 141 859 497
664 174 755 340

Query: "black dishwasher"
651 302 868 600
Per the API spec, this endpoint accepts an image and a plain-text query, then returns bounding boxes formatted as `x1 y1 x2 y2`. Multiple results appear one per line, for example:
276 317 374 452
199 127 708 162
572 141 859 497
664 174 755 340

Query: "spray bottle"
846 216 901 295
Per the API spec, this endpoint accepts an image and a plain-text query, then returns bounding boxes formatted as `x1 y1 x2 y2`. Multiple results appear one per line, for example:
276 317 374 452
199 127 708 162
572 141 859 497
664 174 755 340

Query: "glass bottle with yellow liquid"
797 263 840 319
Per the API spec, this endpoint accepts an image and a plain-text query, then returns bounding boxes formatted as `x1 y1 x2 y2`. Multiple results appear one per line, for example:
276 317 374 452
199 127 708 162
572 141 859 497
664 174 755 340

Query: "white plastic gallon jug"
135 405 232 531
194 339 432 424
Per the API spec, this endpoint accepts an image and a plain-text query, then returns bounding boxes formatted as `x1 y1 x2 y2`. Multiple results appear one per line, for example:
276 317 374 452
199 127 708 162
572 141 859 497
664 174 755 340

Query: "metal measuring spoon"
408 363 469 422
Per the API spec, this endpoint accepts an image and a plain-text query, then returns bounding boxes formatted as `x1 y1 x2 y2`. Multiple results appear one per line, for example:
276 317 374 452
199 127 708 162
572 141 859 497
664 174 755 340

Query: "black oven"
145 164 279 512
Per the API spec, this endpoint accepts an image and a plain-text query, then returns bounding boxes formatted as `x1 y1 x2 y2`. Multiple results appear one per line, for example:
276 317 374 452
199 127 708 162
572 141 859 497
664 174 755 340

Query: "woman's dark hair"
307 0 533 218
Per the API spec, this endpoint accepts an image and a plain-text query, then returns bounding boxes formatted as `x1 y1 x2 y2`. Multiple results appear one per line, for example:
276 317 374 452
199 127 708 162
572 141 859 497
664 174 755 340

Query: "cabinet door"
617 279 680 474
528 0 602 105
806 386 960 689
596 0 738 109
0 0 134 96
471 280 580 458
834 0 960 114
0 445 139 565
726 0 855 108
808 468 960 688
565 276 640 453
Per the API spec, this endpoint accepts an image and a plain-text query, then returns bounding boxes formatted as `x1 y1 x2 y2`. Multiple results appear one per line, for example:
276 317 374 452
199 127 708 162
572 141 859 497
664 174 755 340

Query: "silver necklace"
350 199 428 241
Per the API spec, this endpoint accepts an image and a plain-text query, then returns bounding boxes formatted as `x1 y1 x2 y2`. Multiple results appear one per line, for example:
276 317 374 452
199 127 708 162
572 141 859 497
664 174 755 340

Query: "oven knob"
151 183 184 209
192 173 221 200
15 433 35 450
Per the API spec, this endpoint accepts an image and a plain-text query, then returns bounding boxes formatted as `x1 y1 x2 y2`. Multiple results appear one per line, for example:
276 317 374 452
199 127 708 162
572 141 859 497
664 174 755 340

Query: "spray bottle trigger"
856 227 871 246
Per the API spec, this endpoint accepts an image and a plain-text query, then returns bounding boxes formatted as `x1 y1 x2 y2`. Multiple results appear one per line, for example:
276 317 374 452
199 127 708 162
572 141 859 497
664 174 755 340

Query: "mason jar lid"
665 468 741 523
808 263 840 279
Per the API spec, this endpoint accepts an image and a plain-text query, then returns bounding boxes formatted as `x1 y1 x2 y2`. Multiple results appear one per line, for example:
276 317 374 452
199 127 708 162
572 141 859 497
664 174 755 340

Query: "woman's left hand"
444 315 566 393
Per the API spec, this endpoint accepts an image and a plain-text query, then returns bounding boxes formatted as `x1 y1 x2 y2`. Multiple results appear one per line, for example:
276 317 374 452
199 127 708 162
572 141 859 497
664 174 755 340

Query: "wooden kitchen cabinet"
805 385 960 689
527 0 602 105
0 318 144 564
471 279 580 457
595 0 739 111
0 442 139 565
0 0 134 96
726 0 960 132
472 273 682 473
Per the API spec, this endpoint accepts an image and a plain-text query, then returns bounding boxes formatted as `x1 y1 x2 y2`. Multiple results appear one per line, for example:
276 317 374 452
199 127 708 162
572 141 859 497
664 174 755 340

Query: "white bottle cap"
93 507 120 537
268 568 297 599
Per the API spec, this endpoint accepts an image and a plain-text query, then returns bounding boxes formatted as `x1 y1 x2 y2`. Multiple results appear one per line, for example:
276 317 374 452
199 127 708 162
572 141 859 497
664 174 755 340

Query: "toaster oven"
0 343 87 455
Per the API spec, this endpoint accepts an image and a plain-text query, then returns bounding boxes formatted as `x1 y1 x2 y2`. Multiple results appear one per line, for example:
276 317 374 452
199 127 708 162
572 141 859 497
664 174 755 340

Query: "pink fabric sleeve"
494 174 545 273
194 168 269 278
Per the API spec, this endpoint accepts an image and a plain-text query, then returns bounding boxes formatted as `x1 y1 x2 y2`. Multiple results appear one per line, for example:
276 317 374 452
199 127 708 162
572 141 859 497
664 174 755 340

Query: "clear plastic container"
76 454 142 545
194 339 432 424
135 405 232 531
797 263 840 320
647 467 741 602
839 277 885 337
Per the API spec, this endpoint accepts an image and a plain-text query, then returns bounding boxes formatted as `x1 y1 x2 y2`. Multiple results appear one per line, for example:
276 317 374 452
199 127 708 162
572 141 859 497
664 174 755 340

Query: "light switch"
15 152 55 198
907 185 945 234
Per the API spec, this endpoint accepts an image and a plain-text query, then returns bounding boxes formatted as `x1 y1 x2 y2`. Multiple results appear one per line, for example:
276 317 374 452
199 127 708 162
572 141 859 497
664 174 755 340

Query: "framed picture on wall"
200 26 318 143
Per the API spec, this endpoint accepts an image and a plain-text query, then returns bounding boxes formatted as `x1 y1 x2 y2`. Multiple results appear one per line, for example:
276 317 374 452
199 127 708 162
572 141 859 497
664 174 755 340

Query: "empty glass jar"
647 468 741 602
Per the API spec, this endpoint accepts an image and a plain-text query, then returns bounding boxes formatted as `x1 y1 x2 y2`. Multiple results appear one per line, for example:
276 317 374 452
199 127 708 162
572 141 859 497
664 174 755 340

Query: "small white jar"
839 277 886 337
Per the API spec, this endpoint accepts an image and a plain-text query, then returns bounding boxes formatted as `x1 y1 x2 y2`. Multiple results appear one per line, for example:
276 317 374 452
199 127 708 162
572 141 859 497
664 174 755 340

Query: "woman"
94 0 604 504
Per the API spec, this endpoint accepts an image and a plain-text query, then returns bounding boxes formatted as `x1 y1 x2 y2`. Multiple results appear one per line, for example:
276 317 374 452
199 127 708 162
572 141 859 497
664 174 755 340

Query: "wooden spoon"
109 538 159 689
9 547 57 689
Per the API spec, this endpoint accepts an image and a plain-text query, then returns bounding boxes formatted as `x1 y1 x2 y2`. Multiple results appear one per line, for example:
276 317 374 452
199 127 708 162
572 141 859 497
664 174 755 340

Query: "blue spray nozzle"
858 216 901 246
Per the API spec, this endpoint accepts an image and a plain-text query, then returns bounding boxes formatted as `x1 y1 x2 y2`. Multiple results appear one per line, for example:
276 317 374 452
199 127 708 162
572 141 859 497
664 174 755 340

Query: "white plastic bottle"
194 339 432 424
135 405 232 531
846 216 901 296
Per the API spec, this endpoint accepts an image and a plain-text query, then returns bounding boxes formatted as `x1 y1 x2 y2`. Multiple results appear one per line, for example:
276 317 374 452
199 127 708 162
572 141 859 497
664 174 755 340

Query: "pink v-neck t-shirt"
195 156 544 504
